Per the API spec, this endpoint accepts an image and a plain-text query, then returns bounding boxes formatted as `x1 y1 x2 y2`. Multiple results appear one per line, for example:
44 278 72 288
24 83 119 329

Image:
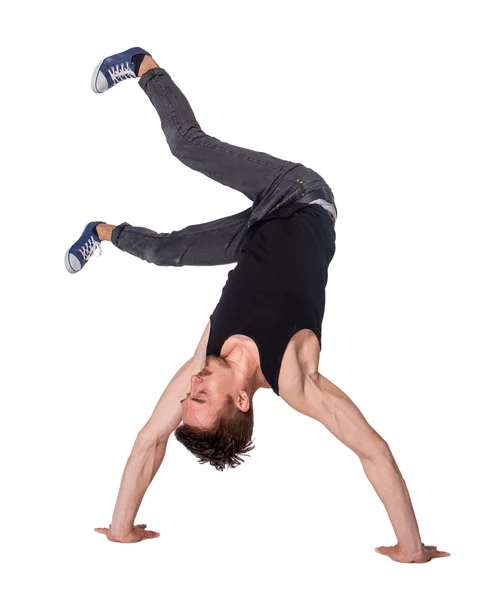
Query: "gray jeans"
111 67 336 266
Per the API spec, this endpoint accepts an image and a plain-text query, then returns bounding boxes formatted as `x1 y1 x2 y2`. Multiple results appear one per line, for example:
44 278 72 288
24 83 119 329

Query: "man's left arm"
280 372 450 562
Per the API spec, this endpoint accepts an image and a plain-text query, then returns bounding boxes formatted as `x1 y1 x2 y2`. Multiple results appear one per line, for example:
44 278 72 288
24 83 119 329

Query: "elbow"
377 440 392 459
359 437 391 461
134 428 167 453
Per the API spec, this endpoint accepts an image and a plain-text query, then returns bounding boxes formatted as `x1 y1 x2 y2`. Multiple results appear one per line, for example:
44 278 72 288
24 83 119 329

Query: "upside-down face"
180 355 237 429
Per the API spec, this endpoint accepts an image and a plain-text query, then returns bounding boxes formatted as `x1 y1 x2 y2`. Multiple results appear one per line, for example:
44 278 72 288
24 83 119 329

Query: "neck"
226 344 266 394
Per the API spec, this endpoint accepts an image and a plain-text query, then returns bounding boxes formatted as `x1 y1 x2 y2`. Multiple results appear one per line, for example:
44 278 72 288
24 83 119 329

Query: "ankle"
138 55 159 78
96 224 115 242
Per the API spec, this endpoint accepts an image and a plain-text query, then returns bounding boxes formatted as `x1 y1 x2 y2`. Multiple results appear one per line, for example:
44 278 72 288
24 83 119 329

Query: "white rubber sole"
65 249 80 273
91 60 105 93
65 223 90 274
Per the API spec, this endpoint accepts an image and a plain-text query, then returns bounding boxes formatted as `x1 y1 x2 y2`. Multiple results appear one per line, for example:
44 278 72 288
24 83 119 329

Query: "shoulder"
278 328 320 398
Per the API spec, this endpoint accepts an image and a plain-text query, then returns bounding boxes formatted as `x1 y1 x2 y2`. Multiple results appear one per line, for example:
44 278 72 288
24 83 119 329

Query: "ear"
235 391 250 413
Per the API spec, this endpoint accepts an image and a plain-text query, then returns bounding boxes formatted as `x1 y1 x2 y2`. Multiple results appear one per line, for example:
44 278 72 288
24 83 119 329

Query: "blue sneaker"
65 221 105 273
91 47 150 93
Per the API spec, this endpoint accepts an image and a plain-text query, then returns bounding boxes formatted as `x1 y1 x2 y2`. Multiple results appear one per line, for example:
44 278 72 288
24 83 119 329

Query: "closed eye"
181 395 207 404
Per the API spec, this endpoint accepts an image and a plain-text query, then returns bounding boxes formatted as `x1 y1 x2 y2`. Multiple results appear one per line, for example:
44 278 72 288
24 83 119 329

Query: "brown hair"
174 394 255 471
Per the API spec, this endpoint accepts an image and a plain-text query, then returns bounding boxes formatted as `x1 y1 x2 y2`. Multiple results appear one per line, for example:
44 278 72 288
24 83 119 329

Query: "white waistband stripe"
308 199 337 221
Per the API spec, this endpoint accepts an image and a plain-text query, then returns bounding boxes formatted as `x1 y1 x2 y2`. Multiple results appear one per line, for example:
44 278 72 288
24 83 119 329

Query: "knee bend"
169 124 205 159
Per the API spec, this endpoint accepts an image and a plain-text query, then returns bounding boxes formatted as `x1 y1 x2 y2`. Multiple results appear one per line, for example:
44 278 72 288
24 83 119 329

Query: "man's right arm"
104 322 211 541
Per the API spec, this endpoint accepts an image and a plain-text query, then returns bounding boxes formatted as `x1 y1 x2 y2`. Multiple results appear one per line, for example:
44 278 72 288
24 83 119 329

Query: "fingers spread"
94 528 108 534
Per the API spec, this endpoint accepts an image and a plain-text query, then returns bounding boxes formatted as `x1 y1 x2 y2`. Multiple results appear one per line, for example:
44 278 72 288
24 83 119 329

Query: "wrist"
400 542 425 560
109 524 134 539
108 529 133 542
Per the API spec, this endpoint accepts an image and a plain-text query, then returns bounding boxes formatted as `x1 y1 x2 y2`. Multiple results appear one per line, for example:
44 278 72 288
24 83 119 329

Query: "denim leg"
139 67 300 204
111 208 251 266
112 67 334 267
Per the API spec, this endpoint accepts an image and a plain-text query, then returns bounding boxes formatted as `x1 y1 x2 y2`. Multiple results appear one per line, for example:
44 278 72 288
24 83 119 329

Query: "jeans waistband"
295 189 337 224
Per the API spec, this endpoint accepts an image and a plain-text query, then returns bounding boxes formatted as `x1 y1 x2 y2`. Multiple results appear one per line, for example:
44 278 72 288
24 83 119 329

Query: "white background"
1 0 477 598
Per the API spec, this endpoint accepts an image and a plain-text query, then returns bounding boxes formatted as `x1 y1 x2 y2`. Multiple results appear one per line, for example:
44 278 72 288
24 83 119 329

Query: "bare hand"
94 523 160 543
375 542 450 563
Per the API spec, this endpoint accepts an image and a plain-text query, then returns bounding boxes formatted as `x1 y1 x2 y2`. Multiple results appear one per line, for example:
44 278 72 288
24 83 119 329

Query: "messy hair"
174 394 255 471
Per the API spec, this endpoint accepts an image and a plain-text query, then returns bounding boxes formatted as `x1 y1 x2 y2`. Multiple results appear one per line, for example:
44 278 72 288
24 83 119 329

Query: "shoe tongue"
131 53 147 76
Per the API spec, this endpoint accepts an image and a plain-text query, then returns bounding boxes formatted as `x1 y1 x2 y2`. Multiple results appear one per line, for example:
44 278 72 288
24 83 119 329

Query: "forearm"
360 449 423 555
109 439 167 537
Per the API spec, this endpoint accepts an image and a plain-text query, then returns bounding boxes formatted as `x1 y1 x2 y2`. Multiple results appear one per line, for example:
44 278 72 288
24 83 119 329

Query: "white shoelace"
108 62 136 84
78 236 102 262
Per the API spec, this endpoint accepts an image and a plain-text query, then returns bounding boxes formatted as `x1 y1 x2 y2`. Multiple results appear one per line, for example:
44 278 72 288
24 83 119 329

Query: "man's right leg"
136 55 299 205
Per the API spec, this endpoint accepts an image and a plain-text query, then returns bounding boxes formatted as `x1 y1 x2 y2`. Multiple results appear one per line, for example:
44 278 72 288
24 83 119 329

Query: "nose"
190 374 202 392
191 369 210 391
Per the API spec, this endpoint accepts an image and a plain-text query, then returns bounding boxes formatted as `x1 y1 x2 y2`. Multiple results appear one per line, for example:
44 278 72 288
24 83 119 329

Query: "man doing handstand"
65 47 449 562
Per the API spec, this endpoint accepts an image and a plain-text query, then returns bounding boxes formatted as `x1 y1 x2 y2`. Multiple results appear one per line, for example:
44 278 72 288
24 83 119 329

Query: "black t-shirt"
206 204 336 395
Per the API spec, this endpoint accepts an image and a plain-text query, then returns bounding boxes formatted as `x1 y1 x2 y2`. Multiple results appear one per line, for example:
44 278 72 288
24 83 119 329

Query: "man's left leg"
106 207 251 267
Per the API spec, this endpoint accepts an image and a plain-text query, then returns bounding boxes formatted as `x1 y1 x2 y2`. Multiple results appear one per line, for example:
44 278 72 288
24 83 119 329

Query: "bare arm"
280 372 424 557
106 355 198 538
102 322 211 541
